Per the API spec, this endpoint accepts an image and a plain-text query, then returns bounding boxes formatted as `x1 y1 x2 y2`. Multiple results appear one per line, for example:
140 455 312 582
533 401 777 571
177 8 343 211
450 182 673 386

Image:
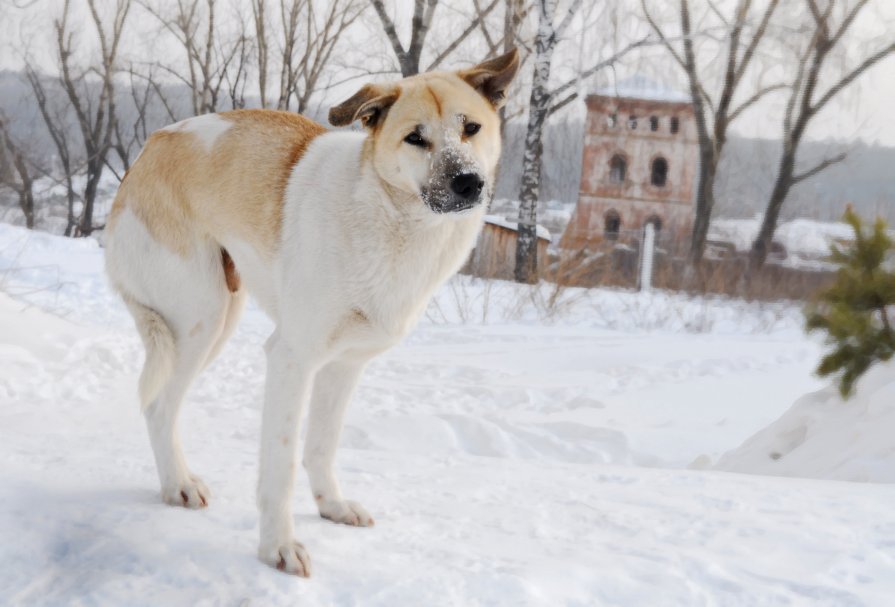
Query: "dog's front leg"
304 358 374 527
257 330 320 577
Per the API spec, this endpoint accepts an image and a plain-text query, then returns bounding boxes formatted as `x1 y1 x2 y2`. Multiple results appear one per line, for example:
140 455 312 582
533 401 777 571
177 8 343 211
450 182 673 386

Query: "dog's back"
110 110 326 261
105 110 325 418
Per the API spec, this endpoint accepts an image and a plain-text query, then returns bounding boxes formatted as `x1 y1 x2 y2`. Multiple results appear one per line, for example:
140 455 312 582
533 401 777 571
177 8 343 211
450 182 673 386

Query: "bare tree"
109 66 160 176
250 0 361 112
370 0 438 76
23 65 79 235
251 0 271 108
142 0 246 115
370 0 506 77
499 0 528 132
514 0 648 283
58 0 131 234
272 0 363 112
21 0 131 236
0 116 37 229
748 0 894 271
75 0 129 233
224 27 252 110
643 0 783 268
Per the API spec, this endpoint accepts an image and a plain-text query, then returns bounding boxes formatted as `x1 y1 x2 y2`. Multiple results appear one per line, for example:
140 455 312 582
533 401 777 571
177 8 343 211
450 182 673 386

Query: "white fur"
161 113 232 151
106 127 488 576
253 132 485 573
106 207 235 508
124 295 175 409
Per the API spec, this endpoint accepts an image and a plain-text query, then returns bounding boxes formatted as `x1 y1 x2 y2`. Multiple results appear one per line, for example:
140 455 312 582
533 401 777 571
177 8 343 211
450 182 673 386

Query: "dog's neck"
349 138 486 334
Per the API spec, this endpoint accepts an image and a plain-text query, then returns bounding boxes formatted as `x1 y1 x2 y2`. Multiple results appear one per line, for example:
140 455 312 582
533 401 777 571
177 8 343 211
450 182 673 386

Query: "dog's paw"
317 498 375 527
161 475 210 509
259 540 311 577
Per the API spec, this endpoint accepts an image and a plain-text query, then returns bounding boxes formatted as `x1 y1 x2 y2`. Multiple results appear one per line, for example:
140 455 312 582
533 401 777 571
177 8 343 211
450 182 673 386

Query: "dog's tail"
124 295 176 410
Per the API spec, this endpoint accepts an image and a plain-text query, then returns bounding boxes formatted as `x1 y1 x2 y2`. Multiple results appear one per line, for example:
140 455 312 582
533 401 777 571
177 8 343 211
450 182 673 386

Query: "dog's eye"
464 122 481 137
404 132 427 147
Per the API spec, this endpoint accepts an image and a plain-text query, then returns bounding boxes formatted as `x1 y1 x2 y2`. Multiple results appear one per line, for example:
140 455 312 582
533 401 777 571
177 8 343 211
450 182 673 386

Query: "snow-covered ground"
1 223 894 606
705 215 894 270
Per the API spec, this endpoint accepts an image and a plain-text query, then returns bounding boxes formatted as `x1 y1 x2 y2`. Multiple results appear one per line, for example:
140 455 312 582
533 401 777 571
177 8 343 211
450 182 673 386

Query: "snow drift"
716 361 895 483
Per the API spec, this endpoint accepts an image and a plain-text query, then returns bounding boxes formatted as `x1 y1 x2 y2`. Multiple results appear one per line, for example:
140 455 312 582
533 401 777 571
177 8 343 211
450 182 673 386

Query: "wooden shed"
463 215 551 280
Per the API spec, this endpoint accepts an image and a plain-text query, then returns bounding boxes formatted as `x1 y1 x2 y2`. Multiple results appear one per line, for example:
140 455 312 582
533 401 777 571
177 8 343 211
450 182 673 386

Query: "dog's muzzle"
423 173 486 214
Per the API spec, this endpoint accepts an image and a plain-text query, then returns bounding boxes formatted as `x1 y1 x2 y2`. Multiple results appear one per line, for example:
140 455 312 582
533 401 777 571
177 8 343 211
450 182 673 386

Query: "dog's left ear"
329 83 400 128
458 48 520 109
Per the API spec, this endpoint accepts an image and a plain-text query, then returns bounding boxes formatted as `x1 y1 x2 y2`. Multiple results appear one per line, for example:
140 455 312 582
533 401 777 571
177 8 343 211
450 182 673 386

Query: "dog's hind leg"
107 210 233 509
144 297 229 509
303 358 374 527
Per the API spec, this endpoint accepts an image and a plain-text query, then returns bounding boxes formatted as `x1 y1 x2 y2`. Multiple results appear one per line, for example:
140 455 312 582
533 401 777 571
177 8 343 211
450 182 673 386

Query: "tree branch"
640 0 687 71
728 82 787 122
811 41 895 114
829 0 871 49
555 0 584 39
731 0 779 87
426 0 500 71
548 36 651 103
792 152 847 184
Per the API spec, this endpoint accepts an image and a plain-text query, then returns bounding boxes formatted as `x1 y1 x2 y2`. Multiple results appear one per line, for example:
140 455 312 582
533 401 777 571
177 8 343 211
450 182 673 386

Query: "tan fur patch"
108 110 326 259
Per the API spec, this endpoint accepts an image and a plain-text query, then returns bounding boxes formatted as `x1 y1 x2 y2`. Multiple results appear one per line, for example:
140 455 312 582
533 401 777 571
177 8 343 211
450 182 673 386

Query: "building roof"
484 215 551 241
592 75 690 103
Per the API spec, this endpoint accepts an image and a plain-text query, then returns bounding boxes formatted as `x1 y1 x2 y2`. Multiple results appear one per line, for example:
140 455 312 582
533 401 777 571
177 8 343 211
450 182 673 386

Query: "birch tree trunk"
514 0 557 284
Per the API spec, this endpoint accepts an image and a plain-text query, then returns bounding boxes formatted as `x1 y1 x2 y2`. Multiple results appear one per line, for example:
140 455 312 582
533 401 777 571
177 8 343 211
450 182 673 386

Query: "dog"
104 49 519 576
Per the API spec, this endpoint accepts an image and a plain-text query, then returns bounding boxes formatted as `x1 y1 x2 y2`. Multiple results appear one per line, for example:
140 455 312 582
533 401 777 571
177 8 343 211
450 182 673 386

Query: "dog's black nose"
450 173 484 201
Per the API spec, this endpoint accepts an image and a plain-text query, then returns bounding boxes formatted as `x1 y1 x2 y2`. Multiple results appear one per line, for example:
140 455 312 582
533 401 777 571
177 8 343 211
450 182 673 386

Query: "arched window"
670 116 679 134
628 115 638 130
606 113 618 128
650 116 659 132
651 157 668 187
645 215 663 232
609 154 626 184
604 210 621 240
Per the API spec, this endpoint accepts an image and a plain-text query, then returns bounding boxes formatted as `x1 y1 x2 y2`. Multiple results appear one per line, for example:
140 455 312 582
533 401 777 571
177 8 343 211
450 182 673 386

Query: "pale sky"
2 0 893 146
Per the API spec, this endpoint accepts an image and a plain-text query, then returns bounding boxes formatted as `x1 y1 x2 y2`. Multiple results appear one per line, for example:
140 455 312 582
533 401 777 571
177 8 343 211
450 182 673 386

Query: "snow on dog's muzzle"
423 146 486 213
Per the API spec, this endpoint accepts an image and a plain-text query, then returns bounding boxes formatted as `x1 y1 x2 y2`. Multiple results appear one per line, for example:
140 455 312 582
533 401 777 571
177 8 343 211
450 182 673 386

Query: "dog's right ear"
329 84 399 128
458 48 520 109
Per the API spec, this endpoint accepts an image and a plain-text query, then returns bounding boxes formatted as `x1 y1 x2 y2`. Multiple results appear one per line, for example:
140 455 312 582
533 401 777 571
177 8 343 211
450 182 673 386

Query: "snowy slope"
1 223 894 606
717 361 895 483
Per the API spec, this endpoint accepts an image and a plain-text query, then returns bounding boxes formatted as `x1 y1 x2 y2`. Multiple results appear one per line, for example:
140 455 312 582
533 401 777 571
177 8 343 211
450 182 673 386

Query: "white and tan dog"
104 50 519 576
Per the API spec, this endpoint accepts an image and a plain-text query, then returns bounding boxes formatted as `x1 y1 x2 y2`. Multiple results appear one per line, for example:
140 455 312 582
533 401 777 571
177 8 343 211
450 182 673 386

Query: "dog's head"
329 49 519 215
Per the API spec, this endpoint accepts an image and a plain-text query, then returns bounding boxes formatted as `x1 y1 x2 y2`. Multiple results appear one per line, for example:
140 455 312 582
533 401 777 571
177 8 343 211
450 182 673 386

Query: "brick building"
560 76 698 252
